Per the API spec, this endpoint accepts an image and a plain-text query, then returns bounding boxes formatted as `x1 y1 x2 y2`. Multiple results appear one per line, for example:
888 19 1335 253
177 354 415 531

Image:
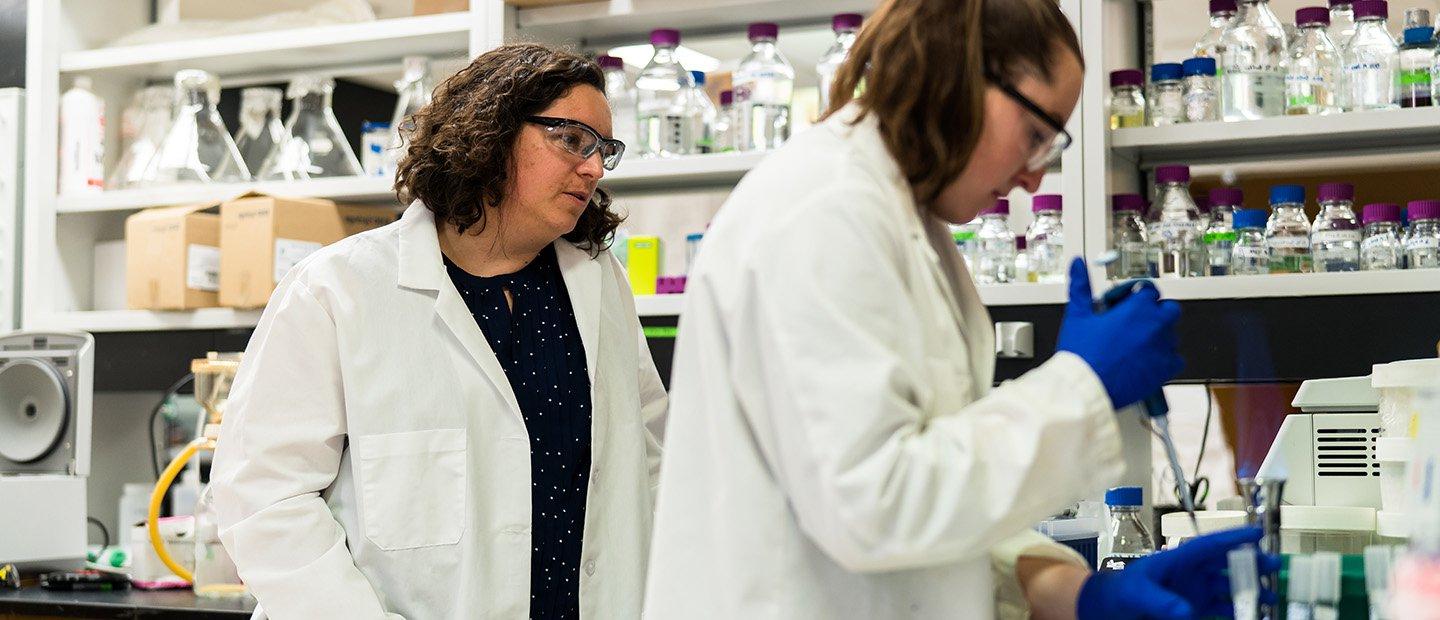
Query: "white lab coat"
643 104 1125 619
211 202 667 619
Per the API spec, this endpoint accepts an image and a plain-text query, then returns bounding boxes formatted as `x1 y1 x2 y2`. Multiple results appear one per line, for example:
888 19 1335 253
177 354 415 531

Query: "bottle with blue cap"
1398 25 1436 107
1232 208 1272 275
1148 63 1186 126
1266 184 1314 273
1099 486 1154 572
685 71 719 154
1182 57 1221 121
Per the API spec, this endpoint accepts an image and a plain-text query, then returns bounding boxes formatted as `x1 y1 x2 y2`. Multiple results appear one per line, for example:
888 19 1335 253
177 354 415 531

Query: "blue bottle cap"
1105 486 1144 507
362 121 392 132
1404 26 1435 44
1269 184 1306 206
1234 208 1270 229
690 70 706 85
1150 62 1184 82
1182 57 1218 77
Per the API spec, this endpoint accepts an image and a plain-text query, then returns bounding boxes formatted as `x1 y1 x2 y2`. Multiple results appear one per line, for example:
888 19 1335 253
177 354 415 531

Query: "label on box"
186 244 220 292
274 238 324 284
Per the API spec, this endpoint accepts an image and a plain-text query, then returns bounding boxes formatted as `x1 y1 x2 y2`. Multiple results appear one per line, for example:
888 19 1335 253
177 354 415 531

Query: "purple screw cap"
982 198 1011 216
1110 69 1144 88
1154 165 1191 184
1407 200 1440 220
1362 202 1402 224
748 22 779 41
1032 194 1063 213
1297 6 1332 25
1209 187 1244 207
1112 193 1145 212
833 13 863 31
650 28 681 47
1211 0 1238 13
1329 0 1352 6
596 55 623 70
719 90 733 106
1354 0 1387 20
1317 182 1355 203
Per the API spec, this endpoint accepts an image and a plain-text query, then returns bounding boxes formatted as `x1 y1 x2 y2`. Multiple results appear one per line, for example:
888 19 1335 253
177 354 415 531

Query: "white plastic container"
1373 358 1440 437
1377 436 1413 513
1160 509 1248 548
59 76 105 195
1280 505 1377 554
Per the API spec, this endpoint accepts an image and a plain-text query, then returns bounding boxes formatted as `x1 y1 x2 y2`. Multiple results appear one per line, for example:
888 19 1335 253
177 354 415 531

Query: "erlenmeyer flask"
257 75 363 181
232 87 284 178
382 56 434 178
141 70 250 185
107 86 172 190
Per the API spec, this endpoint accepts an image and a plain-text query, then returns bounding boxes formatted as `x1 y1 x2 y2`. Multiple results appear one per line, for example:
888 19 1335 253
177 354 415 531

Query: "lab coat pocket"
352 429 468 551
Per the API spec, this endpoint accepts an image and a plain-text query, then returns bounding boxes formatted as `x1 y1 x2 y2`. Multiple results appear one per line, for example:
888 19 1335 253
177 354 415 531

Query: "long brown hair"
824 0 1082 205
395 44 623 254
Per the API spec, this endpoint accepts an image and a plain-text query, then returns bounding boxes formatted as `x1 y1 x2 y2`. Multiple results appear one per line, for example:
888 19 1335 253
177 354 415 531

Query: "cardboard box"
125 203 222 311
413 0 468 15
219 193 397 308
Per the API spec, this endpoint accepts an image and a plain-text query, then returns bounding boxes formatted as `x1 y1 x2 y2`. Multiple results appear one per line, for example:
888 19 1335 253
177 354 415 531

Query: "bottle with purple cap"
1109 70 1147 129
1196 0 1240 59
1404 200 1440 269
1205 187 1242 275
597 55 638 158
733 22 795 152
1014 235 1032 283
1360 202 1405 270
1265 184 1314 273
975 199 1018 284
636 29 696 157
1311 182 1362 272
1285 6 1343 115
1219 0 1289 120
1147 165 1206 278
1025 194 1066 283
1342 0 1399 112
1110 194 1149 279
816 13 863 114
713 90 736 153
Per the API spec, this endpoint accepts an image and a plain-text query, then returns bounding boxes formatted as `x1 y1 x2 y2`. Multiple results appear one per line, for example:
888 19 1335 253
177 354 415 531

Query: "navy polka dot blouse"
445 245 591 620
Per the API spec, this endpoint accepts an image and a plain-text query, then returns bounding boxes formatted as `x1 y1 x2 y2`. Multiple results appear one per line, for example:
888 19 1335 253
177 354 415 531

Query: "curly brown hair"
395 44 623 254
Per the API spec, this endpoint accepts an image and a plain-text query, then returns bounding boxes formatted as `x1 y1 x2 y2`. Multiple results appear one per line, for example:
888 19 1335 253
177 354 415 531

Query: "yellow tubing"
148 437 212 583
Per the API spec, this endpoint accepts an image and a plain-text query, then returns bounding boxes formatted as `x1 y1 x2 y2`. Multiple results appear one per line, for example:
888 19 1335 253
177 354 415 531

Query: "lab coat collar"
554 241 601 386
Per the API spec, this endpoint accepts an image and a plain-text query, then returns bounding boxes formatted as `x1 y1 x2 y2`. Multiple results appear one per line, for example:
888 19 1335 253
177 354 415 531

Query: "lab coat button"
584 560 596 576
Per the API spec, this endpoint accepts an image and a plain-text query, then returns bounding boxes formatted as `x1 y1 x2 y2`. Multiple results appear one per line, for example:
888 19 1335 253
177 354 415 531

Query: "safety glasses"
525 115 626 171
985 73 1073 172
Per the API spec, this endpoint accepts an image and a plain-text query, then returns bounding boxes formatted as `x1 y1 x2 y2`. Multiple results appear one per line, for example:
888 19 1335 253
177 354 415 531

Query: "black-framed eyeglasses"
525 116 626 171
984 72 1072 172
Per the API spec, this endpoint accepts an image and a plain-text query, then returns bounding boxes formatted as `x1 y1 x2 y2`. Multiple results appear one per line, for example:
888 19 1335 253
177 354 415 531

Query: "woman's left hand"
1076 526 1279 619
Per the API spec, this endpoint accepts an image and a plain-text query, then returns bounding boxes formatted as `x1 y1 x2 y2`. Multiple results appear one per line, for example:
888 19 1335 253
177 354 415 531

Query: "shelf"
59 13 473 79
515 0 875 44
1110 107 1440 168
32 308 266 333
634 294 686 316
602 151 767 192
976 283 1068 306
1145 270 1440 301
57 176 401 213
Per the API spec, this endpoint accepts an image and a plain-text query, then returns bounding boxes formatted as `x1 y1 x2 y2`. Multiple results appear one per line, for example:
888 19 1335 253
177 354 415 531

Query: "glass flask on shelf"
733 22 795 152
107 86 172 190
1219 0 1289 121
637 28 694 158
257 75 364 181
141 69 250 185
1342 0 1399 112
1147 165 1207 278
232 87 285 179
384 56 435 178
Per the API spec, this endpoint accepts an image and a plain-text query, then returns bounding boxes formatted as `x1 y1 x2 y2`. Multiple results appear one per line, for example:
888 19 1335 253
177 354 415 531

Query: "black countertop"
0 585 255 618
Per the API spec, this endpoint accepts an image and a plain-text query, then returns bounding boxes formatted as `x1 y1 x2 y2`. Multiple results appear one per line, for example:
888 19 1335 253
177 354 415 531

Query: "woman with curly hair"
210 44 666 619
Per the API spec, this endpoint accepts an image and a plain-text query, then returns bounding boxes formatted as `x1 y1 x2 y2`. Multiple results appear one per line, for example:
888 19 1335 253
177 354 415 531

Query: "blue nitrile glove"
1077 526 1281 620
1056 258 1183 410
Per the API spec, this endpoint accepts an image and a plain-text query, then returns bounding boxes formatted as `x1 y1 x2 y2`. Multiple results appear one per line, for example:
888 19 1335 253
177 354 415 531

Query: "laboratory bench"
0 585 254 619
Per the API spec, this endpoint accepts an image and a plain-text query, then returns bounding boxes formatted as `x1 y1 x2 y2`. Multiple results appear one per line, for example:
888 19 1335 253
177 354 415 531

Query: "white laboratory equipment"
0 89 20 331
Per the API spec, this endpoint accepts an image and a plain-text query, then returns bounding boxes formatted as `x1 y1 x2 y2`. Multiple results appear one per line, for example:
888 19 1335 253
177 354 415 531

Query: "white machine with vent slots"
0 332 94 570
1260 376 1382 508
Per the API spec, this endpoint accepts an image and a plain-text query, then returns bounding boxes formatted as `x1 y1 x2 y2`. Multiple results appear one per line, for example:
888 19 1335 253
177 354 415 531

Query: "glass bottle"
1183 57 1221 122
1100 487 1154 572
1205 187 1242 276
713 90 736 153
1343 0 1400 112
108 86 172 190
1404 200 1440 268
1360 202 1405 270
257 75 364 181
1015 235 1032 283
637 28 694 158
1148 63 1186 126
953 216 983 274
1329 0 1359 49
975 199 1018 285
1398 26 1436 107
141 69 250 185
685 71 718 154
1220 0 1289 120
1286 7 1344 115
1404 7 1432 29
1196 0 1240 58
1026 195 1066 283
233 87 285 178
816 13 862 114
598 55 639 159
1147 165 1206 278
733 22 795 152
1232 208 1272 275
383 56 434 178
1109 70 1147 129
1266 184 1314 273
1110 194 1150 279
192 483 246 598
1310 182 1362 272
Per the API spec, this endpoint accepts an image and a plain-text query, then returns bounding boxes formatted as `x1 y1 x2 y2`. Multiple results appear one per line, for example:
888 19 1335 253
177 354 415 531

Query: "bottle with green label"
1205 187 1242 276
1266 184 1314 274
1398 26 1436 107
